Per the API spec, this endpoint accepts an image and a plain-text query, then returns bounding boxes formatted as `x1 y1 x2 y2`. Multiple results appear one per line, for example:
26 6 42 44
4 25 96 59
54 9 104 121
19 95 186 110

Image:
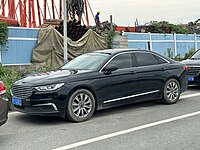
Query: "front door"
98 53 138 107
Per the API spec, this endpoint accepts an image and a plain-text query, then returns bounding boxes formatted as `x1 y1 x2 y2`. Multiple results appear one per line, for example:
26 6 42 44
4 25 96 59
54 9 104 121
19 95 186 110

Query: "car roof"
94 48 175 63
95 49 150 55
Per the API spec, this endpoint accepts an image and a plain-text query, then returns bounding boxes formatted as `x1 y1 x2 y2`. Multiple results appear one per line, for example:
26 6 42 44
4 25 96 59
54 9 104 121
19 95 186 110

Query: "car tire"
161 78 180 104
66 89 95 122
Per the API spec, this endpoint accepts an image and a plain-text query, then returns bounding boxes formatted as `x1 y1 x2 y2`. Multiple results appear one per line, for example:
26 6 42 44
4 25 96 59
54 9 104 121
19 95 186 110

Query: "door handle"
129 71 136 74
160 68 166 71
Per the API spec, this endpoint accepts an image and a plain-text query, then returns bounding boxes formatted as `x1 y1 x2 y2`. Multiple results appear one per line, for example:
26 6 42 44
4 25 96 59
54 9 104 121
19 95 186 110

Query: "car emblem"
15 80 23 85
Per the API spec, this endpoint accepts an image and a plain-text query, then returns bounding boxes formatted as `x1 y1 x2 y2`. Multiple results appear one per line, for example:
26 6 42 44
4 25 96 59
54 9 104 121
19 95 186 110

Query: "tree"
187 18 200 34
150 21 191 34
0 22 8 51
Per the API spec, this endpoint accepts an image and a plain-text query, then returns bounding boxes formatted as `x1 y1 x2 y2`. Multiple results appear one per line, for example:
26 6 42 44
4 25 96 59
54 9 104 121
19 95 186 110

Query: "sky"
0 0 199 27
88 0 200 26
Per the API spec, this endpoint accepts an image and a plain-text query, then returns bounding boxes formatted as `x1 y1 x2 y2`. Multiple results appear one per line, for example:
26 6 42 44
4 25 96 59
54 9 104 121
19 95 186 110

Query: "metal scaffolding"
0 0 93 27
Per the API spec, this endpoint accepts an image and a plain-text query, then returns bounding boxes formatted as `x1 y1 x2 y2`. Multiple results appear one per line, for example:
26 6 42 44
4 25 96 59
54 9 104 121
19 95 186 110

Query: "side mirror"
103 64 118 74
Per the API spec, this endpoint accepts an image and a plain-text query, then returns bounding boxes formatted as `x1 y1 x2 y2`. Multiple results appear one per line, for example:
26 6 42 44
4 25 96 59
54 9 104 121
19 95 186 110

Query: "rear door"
133 51 169 100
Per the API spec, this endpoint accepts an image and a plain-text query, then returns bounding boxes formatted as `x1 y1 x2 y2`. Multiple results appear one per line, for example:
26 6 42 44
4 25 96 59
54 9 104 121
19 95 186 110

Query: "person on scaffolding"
95 11 101 26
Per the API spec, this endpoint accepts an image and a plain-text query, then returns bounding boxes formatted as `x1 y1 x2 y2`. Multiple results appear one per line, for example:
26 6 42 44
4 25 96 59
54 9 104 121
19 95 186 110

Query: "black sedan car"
182 49 200 85
0 81 8 126
11 49 188 122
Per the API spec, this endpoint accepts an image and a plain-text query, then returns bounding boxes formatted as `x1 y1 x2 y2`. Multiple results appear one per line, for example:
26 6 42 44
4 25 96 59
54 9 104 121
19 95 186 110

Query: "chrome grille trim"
12 84 33 99
33 103 58 111
187 67 200 76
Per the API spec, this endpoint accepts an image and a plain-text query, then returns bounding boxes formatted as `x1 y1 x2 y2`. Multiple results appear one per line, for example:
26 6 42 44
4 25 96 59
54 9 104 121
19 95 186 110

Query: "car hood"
14 69 91 86
182 59 200 66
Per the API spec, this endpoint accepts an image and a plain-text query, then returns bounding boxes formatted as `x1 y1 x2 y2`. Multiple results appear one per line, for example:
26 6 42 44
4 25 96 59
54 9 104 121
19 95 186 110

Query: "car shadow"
187 85 200 90
13 114 68 125
93 100 162 118
13 100 162 125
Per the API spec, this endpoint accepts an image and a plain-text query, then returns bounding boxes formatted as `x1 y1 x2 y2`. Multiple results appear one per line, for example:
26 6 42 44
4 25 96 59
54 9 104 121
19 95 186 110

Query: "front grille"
12 84 33 99
187 67 200 76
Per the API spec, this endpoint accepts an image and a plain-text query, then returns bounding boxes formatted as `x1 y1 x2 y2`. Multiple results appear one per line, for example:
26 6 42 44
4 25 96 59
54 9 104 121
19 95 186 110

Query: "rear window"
135 52 159 66
153 55 168 64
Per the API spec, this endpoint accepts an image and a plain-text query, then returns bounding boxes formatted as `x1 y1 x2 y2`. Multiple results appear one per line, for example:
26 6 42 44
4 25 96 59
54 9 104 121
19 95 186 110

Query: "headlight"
35 83 65 91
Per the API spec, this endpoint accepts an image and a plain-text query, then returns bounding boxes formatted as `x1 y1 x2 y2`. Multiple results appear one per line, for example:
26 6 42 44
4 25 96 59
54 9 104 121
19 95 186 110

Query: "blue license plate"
12 98 22 106
188 77 194 81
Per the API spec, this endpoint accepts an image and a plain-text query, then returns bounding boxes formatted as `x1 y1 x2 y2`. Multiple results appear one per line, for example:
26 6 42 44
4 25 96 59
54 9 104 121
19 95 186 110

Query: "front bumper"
188 75 200 85
187 66 200 85
11 102 60 116
11 81 80 118
0 95 9 126
11 86 70 118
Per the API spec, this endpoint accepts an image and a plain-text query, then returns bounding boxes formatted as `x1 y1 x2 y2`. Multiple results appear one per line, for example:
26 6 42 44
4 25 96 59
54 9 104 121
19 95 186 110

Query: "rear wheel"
66 89 95 122
162 78 180 104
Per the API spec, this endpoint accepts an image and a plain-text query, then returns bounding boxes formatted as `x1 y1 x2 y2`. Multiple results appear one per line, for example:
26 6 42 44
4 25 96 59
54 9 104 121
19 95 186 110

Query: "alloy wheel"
162 78 180 104
166 81 179 102
72 93 92 118
66 89 95 122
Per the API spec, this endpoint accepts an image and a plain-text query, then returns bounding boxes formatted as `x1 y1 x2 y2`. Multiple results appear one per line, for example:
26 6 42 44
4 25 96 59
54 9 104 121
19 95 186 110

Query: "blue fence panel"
1 29 200 65
197 43 200 50
1 40 38 64
151 34 173 40
176 34 194 40
152 42 174 56
127 33 200 57
196 35 200 40
8 27 39 39
127 33 149 50
128 42 148 50
127 33 149 40
1 27 39 65
176 42 195 56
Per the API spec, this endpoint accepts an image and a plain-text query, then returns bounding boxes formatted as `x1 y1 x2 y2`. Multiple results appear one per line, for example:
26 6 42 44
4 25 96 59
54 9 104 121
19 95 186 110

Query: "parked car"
0 81 8 126
182 49 200 85
11 49 188 122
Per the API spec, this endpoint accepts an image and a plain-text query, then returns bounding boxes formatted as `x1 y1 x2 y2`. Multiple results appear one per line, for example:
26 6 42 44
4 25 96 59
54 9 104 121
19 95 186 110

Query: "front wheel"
66 89 95 122
161 78 180 104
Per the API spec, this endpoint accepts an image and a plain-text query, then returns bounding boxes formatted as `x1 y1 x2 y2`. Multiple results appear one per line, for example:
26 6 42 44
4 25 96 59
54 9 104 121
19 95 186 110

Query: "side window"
135 52 159 66
153 55 168 64
108 53 132 69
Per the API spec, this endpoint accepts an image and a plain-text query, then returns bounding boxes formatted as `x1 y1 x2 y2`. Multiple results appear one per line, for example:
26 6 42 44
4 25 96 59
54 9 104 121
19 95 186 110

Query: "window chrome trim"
33 103 58 111
187 66 200 68
103 90 160 104
154 54 170 64
99 51 170 73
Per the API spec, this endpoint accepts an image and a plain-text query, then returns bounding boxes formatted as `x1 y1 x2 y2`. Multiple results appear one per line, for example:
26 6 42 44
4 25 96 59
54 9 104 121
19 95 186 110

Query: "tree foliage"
0 22 8 49
184 48 195 59
107 30 116 49
188 18 200 26
150 21 191 34
0 65 19 99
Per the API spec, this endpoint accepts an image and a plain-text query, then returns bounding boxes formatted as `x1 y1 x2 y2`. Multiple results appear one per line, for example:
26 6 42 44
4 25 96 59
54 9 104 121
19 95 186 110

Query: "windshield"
61 53 110 70
191 50 200 59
